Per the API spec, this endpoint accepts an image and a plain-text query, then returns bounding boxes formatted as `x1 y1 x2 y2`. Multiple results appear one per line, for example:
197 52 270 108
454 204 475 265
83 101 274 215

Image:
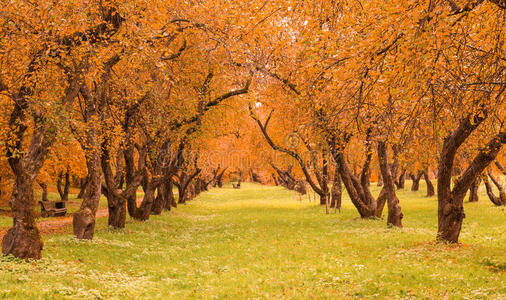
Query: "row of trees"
0 0 259 259
0 0 504 260
245 0 505 241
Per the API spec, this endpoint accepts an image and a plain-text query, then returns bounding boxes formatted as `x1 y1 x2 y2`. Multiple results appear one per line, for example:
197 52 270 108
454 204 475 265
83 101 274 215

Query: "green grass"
0 182 504 299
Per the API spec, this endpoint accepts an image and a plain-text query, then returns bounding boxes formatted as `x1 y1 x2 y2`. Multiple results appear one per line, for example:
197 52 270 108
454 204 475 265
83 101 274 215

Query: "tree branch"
249 106 323 195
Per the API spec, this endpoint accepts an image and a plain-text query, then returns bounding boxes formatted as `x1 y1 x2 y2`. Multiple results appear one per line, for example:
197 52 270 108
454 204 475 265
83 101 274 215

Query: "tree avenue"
0 0 504 263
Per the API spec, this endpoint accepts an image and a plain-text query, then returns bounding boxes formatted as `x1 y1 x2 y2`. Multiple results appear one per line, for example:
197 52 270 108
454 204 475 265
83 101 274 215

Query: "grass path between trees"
0 182 504 299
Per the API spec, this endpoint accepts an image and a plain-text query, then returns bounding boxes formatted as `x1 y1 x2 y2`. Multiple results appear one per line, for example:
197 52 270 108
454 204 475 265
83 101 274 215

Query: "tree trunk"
176 167 201 204
151 174 176 213
127 169 160 221
410 171 423 191
216 169 226 188
175 181 183 204
38 182 49 202
359 147 372 189
2 173 43 260
73 89 103 239
294 180 307 195
335 153 376 218
62 169 70 201
77 176 89 199
73 140 101 239
56 169 70 201
423 170 435 197
319 192 327 205
437 114 504 243
374 188 387 218
176 174 186 204
321 193 330 214
330 171 342 211
377 172 383 186
102 144 144 228
2 72 80 259
166 178 177 208
377 142 403 228
108 194 126 228
188 183 196 200
57 173 63 199
396 168 406 189
128 178 157 221
468 178 480 202
151 184 165 215
101 141 132 229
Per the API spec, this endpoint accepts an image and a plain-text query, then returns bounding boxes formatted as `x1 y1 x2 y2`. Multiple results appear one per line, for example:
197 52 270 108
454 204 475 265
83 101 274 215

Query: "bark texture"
423 170 435 197
2 173 43 259
396 168 407 190
468 178 480 202
73 136 101 239
3 74 80 259
377 142 403 227
437 112 505 243
57 168 70 201
409 171 423 191
331 171 342 211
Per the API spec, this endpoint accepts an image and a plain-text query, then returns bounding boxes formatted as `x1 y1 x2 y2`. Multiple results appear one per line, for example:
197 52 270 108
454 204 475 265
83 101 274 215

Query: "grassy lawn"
0 182 504 299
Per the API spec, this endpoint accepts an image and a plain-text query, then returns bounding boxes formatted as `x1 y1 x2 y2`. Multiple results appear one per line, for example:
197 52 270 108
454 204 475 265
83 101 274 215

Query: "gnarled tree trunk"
2 171 43 260
330 171 342 212
423 170 435 197
437 113 505 243
101 140 143 228
3 76 80 259
73 133 101 239
72 81 106 239
410 171 423 191
166 178 177 208
127 174 157 221
377 142 403 228
57 168 70 201
151 184 166 215
335 153 377 218
396 168 406 190
108 192 126 228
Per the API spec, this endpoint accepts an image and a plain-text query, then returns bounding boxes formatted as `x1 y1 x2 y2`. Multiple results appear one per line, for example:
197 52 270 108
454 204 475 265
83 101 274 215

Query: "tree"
0 0 124 257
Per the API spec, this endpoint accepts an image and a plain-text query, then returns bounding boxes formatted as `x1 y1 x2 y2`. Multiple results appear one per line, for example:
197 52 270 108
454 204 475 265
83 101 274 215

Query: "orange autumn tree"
0 0 126 259
243 0 504 235
0 0 504 261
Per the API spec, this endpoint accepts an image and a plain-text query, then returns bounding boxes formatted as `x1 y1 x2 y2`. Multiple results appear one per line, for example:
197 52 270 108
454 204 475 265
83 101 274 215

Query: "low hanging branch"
161 40 187 61
484 170 506 206
249 106 324 197
494 161 506 175
254 66 301 95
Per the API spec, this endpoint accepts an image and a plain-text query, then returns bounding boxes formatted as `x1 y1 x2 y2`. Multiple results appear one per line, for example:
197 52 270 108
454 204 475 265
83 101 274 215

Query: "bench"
232 182 241 189
39 201 67 217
